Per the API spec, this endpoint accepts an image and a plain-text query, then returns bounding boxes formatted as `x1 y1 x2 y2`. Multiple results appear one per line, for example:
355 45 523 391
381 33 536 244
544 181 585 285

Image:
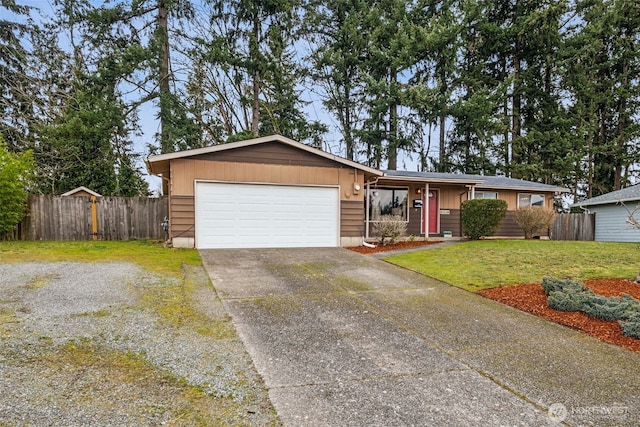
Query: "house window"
518 193 544 208
472 191 498 199
368 188 408 221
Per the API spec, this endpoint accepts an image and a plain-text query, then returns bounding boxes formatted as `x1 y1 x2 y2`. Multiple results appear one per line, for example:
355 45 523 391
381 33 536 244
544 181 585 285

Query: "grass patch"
0 240 201 279
0 308 17 335
0 241 234 337
140 265 235 339
385 240 640 291
26 273 58 289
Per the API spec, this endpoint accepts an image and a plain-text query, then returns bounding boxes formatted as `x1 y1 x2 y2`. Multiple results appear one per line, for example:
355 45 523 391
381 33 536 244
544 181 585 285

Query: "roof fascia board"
379 175 484 185
576 197 640 208
478 184 570 193
146 134 382 176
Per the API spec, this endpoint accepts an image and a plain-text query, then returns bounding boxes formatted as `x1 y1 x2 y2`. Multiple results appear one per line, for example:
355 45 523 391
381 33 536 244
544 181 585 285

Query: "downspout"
467 184 476 200
161 175 171 242
459 189 470 238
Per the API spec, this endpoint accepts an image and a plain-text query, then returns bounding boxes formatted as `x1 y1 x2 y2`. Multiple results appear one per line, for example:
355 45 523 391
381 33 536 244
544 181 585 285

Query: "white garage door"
195 182 339 249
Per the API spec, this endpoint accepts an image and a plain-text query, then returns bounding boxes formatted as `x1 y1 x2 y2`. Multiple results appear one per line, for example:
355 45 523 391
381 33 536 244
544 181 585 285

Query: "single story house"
572 185 640 242
146 135 568 249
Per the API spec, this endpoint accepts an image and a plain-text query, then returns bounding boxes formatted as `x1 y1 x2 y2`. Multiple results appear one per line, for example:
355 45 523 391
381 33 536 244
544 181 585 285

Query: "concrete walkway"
200 248 640 426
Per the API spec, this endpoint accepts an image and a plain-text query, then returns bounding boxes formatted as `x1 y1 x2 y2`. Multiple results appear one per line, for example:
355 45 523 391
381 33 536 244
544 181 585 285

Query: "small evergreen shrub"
514 207 557 239
621 313 640 339
372 215 407 245
543 277 640 339
460 199 507 240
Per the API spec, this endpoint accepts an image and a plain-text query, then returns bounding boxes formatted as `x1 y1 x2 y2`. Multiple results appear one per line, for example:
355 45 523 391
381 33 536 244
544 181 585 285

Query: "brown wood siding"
440 209 461 237
171 159 366 203
493 211 526 237
436 185 467 209
170 195 195 239
407 207 422 236
341 200 365 237
194 142 340 168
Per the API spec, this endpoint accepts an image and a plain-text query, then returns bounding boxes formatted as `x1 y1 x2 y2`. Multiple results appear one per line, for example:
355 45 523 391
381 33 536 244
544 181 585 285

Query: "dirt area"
478 279 640 353
348 240 441 254
0 262 280 426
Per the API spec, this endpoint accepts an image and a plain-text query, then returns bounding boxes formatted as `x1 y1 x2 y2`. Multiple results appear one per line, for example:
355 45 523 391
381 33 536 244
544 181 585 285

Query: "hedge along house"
146 135 568 249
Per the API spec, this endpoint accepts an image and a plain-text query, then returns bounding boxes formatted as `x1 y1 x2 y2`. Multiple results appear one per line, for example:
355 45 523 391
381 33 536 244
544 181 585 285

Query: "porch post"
365 182 370 239
425 183 430 237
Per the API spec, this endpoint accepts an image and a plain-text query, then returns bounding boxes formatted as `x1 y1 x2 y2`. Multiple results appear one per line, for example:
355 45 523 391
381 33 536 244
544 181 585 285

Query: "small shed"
61 186 102 198
572 185 640 242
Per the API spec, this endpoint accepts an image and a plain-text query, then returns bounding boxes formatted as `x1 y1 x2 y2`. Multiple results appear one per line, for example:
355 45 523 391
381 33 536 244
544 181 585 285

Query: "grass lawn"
0 240 201 278
385 240 640 291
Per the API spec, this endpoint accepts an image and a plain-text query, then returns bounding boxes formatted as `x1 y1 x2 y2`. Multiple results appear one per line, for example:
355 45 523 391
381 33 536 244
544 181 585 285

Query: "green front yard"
0 240 201 278
385 240 640 291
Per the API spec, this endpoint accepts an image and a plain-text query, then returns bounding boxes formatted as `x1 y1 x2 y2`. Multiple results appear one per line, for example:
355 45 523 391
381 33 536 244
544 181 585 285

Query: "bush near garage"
460 199 507 240
542 277 640 339
372 215 407 245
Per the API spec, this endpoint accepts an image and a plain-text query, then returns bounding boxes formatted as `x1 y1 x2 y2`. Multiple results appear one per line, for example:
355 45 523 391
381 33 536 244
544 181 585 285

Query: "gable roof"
573 184 640 208
146 134 383 177
61 186 102 197
382 170 569 193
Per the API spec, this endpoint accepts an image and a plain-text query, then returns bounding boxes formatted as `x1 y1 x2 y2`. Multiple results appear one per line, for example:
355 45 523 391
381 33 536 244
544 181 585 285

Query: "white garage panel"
195 182 339 249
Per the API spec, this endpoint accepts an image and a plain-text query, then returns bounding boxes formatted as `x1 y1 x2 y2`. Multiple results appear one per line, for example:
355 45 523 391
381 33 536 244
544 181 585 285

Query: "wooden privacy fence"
550 213 595 241
11 195 168 241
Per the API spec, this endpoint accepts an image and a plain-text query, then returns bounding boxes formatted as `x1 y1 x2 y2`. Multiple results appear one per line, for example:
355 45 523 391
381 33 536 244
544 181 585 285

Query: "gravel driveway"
0 261 279 426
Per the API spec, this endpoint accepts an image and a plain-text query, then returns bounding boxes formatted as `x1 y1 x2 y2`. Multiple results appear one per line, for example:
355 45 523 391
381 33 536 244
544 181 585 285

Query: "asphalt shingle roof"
572 184 640 207
382 170 568 193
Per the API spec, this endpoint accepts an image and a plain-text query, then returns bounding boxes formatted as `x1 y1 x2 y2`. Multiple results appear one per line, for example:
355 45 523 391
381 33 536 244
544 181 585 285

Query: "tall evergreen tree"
305 0 369 160
0 0 36 151
565 0 640 197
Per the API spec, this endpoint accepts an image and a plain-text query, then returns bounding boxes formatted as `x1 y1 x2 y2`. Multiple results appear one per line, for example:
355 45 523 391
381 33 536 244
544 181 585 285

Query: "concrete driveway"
200 248 640 426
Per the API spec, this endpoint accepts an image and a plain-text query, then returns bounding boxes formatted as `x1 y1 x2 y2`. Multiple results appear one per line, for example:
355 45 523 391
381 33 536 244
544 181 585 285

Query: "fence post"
90 195 98 240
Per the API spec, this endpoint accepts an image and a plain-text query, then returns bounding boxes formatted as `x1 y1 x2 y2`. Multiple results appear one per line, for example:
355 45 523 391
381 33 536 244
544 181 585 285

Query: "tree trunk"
439 114 446 172
250 12 260 137
387 71 398 170
511 39 521 174
157 1 170 153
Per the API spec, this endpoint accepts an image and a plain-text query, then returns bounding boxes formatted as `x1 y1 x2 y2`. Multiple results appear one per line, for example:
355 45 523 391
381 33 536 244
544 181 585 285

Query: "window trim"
517 193 545 208
471 191 499 200
367 186 410 222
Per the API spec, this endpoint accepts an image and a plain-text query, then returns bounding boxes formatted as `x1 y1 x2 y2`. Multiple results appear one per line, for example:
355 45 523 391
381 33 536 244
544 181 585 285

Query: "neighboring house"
146 135 568 249
60 186 102 198
572 185 640 242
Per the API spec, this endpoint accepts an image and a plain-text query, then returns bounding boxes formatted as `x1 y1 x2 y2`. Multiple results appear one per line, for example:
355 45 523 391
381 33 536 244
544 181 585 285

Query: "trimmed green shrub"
460 199 507 240
543 277 640 339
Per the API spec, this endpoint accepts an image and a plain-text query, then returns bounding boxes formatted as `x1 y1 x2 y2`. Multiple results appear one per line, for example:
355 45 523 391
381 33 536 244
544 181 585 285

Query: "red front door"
422 189 439 234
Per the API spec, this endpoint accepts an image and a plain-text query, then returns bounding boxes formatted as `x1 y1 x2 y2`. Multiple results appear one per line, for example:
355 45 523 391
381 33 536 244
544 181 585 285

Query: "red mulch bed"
478 278 640 353
347 240 441 254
